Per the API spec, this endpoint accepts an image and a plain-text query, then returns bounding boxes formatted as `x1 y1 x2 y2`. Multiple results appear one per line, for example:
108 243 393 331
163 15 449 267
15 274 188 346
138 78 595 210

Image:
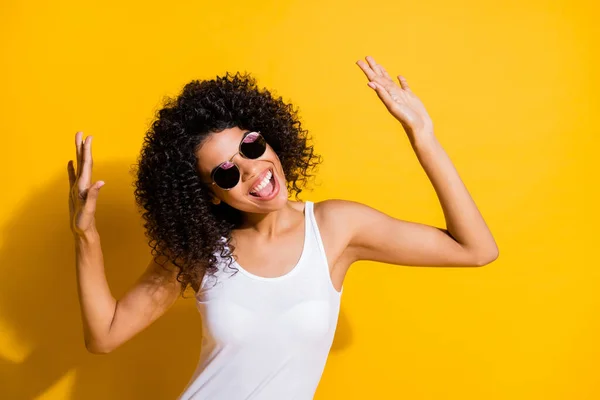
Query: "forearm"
74 227 117 352
412 132 498 262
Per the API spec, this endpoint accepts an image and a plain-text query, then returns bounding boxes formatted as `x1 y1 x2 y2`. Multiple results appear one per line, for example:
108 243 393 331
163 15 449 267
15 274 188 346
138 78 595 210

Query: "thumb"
83 181 105 214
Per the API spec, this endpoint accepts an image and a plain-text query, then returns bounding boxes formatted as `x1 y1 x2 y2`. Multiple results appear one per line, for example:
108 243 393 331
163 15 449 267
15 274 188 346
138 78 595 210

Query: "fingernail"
367 82 376 89
98 181 105 188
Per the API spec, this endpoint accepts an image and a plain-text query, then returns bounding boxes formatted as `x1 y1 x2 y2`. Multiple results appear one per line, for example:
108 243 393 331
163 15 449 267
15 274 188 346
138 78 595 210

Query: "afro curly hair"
133 72 321 297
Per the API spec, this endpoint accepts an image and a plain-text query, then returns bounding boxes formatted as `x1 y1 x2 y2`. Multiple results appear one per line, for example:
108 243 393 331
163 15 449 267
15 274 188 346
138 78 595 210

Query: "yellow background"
1 0 598 398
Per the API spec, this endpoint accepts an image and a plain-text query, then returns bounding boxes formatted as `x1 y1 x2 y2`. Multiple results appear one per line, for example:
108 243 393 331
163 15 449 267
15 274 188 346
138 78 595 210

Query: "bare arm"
69 132 181 354
324 138 498 267
337 57 499 267
75 232 181 354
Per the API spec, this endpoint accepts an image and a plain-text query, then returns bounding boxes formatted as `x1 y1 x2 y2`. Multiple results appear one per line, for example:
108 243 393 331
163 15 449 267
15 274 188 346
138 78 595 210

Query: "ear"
206 184 222 205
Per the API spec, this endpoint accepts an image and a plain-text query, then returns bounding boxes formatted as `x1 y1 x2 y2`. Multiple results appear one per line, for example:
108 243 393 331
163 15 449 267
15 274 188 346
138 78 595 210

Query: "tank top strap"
304 201 343 295
304 201 326 259
198 201 342 295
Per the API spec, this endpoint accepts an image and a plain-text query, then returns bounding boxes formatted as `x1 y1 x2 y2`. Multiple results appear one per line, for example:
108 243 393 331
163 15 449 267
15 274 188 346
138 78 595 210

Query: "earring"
211 197 221 205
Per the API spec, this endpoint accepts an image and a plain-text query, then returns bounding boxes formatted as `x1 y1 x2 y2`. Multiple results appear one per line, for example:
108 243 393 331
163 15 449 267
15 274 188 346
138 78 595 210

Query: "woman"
68 56 498 399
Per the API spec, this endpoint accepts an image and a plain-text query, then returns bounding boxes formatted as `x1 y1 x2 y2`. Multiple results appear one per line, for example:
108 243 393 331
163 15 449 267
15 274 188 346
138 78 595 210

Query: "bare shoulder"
313 199 403 264
142 256 182 290
312 199 367 259
146 255 207 294
313 198 368 226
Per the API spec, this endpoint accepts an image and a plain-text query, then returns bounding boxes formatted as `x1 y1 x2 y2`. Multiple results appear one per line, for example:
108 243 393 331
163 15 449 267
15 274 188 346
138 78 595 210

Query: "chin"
248 186 289 213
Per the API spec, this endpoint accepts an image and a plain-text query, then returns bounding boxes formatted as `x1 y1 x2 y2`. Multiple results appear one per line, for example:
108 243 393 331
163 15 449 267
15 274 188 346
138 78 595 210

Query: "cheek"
218 185 247 203
268 150 284 171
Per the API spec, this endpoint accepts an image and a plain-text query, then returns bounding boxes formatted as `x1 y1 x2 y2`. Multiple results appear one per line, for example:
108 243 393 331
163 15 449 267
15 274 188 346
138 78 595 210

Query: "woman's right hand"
67 132 105 237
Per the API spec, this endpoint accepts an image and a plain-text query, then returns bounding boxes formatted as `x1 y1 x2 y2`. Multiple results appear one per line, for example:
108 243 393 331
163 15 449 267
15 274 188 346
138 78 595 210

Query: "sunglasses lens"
240 132 267 159
213 161 240 190
211 133 266 190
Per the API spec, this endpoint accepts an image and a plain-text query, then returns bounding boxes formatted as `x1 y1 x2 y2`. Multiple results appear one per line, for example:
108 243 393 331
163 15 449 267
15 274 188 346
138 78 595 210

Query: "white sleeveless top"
177 201 344 400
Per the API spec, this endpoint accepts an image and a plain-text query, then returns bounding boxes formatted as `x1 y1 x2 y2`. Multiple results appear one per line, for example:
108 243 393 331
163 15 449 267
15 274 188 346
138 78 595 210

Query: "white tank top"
178 201 344 400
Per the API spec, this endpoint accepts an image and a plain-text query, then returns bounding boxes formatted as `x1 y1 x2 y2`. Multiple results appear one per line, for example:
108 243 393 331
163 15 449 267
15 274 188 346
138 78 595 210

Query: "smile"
248 168 279 200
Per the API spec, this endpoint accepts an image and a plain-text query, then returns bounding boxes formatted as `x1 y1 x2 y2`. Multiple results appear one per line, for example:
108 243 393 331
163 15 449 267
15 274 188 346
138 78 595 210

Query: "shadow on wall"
0 160 352 399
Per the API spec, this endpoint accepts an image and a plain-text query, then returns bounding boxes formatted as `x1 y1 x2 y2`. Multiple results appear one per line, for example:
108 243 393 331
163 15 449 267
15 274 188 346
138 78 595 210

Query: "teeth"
250 170 272 193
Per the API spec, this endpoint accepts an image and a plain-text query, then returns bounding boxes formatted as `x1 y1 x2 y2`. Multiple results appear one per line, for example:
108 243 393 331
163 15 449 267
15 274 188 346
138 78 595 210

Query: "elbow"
85 337 115 355
475 247 499 267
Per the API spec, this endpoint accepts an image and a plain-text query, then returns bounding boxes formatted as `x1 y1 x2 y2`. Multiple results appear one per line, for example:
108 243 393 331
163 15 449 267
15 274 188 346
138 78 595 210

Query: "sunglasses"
208 131 268 190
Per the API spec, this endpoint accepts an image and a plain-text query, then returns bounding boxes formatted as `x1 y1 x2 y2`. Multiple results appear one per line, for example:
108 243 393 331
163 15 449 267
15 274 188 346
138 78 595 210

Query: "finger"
67 161 76 215
82 180 105 217
356 59 378 81
67 160 76 188
68 196 74 218
377 63 393 80
367 81 397 111
79 136 93 188
365 56 384 77
75 131 83 177
397 75 412 92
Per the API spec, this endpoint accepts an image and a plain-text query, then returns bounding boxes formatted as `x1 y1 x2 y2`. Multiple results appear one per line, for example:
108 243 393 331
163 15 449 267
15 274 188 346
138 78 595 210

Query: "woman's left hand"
357 56 435 145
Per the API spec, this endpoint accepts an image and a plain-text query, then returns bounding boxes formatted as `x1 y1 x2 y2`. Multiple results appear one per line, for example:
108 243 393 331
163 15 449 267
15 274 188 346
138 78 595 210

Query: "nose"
233 154 262 183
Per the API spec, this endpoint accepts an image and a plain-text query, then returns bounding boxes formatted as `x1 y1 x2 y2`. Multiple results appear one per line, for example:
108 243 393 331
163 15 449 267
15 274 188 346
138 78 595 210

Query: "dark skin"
68 56 499 353
195 125 359 291
195 126 309 281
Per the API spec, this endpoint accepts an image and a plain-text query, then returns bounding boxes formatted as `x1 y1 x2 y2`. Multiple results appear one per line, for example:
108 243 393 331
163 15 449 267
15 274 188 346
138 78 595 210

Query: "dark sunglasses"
208 131 267 190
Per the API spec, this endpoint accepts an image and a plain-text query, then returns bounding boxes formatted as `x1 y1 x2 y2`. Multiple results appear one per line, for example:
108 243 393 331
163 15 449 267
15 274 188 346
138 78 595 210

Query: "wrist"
74 226 100 246
410 127 438 150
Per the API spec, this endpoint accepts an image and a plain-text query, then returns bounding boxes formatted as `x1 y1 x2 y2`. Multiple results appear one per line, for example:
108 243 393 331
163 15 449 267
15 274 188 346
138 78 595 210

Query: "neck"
237 200 302 239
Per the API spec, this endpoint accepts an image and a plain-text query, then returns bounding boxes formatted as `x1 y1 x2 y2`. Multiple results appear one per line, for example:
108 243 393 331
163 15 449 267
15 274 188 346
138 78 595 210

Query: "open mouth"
249 168 276 198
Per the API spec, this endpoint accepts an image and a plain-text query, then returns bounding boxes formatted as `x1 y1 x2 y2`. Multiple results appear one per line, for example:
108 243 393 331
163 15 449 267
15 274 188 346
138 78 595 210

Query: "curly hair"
132 72 321 297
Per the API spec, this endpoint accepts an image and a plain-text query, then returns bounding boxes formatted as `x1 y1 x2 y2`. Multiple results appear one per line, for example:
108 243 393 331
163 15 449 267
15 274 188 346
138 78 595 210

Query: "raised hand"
67 132 105 237
356 56 434 144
